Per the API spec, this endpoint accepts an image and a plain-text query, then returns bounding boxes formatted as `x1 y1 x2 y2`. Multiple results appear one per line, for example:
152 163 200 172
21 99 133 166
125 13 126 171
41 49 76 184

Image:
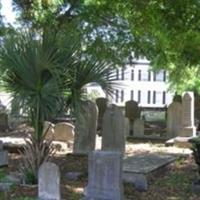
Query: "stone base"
165 136 195 148
181 126 196 137
123 173 147 191
84 188 123 200
174 136 194 148
165 138 175 147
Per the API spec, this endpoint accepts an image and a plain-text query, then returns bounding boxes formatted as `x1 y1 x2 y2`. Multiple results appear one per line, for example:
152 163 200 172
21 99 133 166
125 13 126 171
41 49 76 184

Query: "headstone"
195 96 200 131
73 100 98 154
125 100 140 136
173 94 182 103
96 98 108 132
125 117 130 137
0 113 8 131
0 141 8 167
101 104 125 154
181 92 196 137
54 122 74 144
38 162 60 200
84 151 124 200
43 121 55 140
125 100 140 120
167 102 182 138
133 118 144 137
65 172 82 181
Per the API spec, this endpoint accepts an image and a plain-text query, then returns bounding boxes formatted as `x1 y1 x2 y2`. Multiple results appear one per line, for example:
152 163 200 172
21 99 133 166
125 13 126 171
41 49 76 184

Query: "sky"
1 0 16 24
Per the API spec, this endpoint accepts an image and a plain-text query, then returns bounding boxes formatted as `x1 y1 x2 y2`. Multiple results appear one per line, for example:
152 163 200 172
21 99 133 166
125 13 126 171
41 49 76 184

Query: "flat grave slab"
123 153 176 191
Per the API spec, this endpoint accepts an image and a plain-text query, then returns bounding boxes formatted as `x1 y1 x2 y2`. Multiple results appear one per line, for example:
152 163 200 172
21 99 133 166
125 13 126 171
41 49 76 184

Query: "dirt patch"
0 152 198 200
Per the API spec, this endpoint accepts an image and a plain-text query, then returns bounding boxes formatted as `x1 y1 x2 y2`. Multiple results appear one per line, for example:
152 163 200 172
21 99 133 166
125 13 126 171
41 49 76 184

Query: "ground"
0 125 199 200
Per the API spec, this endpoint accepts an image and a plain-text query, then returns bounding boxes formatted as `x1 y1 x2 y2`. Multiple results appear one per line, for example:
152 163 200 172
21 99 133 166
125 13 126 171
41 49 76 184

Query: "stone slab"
123 153 176 191
0 150 8 167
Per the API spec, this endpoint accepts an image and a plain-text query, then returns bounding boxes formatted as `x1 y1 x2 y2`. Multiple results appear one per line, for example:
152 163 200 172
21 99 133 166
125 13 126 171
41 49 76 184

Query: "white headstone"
73 100 98 154
38 162 60 200
133 118 144 137
101 104 125 154
167 102 182 138
181 92 196 137
84 151 124 200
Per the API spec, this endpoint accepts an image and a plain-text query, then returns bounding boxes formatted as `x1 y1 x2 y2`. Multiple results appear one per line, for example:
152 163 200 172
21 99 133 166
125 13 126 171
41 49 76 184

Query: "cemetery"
0 94 198 199
0 1 200 200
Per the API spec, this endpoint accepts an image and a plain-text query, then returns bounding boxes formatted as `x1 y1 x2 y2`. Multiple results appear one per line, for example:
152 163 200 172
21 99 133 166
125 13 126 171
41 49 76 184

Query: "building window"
121 90 124 102
131 90 134 100
153 91 156 104
157 91 163 104
138 90 141 103
163 91 166 104
163 71 166 82
131 69 134 81
116 69 119 80
115 89 119 103
138 70 141 81
138 70 149 81
153 70 165 81
121 68 125 80
148 91 151 104
148 71 151 81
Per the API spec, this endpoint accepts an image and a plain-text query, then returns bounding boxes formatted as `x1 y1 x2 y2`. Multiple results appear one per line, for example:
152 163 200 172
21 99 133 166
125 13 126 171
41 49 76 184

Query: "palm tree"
0 30 116 183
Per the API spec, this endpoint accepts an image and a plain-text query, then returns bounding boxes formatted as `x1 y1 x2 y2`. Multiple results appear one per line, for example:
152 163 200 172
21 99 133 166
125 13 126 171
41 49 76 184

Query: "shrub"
19 134 55 185
190 137 200 176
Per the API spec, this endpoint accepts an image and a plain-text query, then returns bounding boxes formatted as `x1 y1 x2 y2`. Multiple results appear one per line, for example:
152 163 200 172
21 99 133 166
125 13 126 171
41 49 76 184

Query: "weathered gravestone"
125 100 140 136
38 162 60 200
84 151 124 200
0 102 8 131
101 104 125 154
133 118 144 137
167 102 182 138
173 94 182 103
181 92 196 137
0 141 8 167
195 96 200 131
96 97 108 132
54 122 74 147
73 100 98 154
125 117 130 137
0 113 8 131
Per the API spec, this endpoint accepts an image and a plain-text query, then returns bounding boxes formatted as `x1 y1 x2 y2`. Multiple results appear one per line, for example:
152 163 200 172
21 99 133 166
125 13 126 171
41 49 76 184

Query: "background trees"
11 0 200 93
12 0 134 65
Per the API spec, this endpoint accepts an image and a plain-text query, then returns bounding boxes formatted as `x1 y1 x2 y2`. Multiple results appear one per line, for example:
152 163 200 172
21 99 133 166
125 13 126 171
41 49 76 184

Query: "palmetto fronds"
0 30 116 184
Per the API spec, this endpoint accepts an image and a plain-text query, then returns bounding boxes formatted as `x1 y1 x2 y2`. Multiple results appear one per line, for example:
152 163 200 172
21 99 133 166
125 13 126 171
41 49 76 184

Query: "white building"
87 57 174 108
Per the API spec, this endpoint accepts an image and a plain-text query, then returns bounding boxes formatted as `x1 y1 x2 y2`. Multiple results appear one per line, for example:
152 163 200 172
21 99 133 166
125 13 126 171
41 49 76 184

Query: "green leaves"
0 30 116 139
